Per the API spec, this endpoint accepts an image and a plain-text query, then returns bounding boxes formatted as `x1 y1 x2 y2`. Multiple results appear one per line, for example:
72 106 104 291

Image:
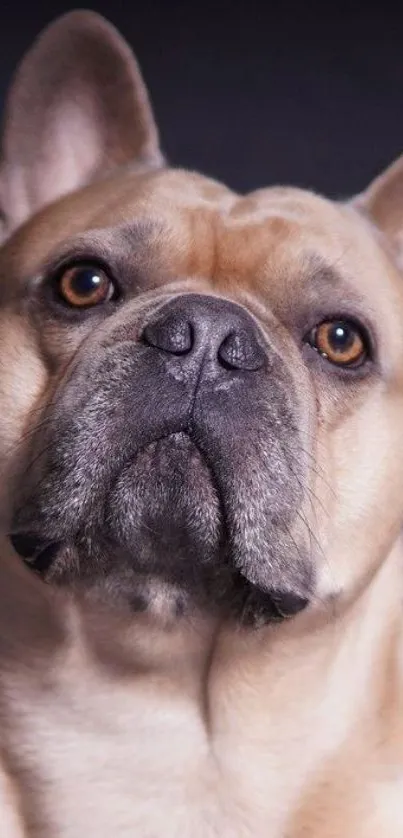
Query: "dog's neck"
2 539 403 835
215 537 403 708
81 539 403 744
196 538 403 828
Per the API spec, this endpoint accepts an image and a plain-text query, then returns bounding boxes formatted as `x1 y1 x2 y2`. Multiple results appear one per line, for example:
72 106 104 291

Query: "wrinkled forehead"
2 168 402 317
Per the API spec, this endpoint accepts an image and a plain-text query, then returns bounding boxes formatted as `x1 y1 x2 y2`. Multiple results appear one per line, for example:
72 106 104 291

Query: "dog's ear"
354 157 403 265
0 11 163 235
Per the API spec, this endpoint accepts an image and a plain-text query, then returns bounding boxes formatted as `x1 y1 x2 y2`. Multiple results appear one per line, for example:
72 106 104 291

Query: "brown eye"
308 320 368 367
57 264 115 308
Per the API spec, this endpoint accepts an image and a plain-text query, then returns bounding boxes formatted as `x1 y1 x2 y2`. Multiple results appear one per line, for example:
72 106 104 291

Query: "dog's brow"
39 221 164 277
118 220 166 244
310 261 345 288
307 259 361 300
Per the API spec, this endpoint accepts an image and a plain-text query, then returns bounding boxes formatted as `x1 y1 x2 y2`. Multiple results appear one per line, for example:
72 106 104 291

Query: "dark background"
1 1 402 198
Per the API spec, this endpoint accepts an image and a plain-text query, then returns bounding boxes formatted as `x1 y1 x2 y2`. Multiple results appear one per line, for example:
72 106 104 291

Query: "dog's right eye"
55 263 116 308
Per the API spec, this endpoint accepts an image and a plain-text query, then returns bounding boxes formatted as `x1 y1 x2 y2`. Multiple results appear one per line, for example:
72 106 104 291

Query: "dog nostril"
142 315 193 356
218 330 265 371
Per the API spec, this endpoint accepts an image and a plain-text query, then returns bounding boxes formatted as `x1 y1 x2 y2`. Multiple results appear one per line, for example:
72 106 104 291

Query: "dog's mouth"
10 429 311 624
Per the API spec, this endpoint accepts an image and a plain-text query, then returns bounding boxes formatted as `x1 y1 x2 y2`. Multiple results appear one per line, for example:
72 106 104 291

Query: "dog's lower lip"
9 534 59 574
271 592 309 618
10 533 44 559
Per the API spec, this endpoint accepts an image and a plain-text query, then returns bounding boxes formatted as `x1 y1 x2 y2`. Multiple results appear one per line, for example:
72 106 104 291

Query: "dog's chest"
7 667 403 838
11 678 264 837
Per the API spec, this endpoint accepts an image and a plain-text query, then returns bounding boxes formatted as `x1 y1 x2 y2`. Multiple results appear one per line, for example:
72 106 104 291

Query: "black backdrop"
1 1 403 198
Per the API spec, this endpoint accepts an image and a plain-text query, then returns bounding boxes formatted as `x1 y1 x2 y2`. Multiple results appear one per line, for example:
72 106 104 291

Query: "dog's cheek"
315 389 403 600
0 320 46 514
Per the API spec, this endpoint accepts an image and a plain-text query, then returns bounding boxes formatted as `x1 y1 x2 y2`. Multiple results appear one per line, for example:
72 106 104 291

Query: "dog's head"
1 11 403 626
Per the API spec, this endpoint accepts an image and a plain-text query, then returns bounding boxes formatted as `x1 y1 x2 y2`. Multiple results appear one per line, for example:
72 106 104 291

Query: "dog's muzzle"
11 293 313 623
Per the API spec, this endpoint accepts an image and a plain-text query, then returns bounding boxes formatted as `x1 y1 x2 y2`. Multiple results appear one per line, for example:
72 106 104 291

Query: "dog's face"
1 12 403 626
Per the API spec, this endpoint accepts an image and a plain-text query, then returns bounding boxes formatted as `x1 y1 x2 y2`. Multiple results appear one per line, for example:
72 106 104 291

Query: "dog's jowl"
1 11 403 838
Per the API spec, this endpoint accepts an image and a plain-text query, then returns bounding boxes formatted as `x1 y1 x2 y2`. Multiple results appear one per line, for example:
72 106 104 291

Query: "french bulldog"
0 10 403 837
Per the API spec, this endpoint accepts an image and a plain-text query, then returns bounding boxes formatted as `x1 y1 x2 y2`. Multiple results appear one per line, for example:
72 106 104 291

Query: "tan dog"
1 10 403 837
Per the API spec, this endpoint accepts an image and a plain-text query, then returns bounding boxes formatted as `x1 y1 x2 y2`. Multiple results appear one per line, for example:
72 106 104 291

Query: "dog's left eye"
56 263 116 308
306 319 369 368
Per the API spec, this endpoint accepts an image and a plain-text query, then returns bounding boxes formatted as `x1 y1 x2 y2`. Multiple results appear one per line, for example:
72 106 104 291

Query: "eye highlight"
307 319 369 368
56 263 116 308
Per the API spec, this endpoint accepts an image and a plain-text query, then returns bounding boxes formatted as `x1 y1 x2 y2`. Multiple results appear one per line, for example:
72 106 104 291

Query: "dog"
1 9 403 836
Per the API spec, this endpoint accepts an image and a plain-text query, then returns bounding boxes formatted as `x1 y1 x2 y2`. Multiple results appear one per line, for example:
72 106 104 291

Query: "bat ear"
0 11 163 235
353 155 403 268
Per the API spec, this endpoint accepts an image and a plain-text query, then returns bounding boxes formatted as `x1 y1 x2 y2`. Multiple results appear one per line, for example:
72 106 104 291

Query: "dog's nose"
142 294 265 372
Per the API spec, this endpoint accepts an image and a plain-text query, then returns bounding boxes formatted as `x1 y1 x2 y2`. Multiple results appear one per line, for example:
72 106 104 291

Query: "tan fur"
2 11 403 837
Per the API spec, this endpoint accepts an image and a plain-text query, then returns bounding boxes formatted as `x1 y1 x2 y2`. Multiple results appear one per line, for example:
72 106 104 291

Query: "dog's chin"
12 433 310 626
108 433 224 575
